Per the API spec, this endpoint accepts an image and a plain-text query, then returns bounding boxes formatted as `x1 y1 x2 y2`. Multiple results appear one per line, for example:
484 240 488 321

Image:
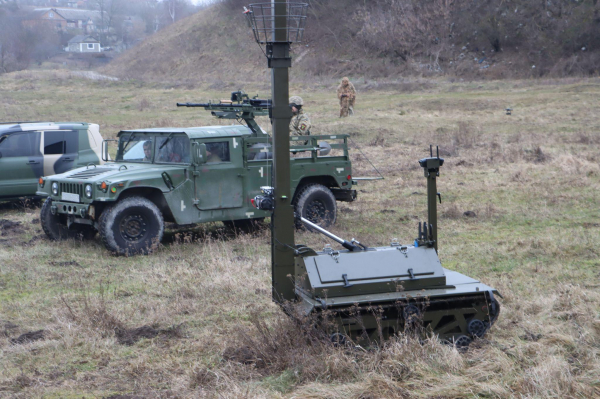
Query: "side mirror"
192 142 207 165
102 139 117 161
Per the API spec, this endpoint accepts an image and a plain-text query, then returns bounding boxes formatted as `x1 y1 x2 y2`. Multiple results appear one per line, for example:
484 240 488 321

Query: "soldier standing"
289 96 311 135
337 77 356 117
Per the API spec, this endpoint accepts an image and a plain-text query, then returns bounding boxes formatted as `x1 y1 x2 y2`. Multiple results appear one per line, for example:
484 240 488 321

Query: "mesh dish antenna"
245 2 308 45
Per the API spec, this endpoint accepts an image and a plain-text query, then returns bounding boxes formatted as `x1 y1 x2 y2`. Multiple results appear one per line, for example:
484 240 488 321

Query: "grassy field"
1 71 599 398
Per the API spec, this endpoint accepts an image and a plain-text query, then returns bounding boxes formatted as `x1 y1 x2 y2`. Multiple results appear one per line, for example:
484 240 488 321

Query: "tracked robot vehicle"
256 146 501 346
246 0 500 346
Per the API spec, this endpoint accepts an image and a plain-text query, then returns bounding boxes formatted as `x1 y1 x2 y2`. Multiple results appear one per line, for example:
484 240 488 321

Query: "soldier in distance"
289 96 311 136
337 77 356 117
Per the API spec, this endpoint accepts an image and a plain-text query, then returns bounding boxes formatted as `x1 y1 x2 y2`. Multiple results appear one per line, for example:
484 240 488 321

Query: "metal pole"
300 217 345 244
427 171 438 252
270 0 295 302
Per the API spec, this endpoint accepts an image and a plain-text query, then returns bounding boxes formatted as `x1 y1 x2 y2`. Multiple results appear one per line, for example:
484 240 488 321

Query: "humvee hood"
47 162 185 183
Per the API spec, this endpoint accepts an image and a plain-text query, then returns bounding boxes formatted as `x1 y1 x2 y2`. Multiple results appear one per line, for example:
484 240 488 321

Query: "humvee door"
194 138 244 209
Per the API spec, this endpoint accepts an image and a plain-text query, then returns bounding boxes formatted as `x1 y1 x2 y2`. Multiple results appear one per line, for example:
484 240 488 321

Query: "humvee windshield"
116 133 190 164
116 134 153 162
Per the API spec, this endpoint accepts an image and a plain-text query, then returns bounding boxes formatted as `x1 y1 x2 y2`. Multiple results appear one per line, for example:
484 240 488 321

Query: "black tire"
41 197 96 240
294 184 337 230
99 196 164 256
223 218 265 233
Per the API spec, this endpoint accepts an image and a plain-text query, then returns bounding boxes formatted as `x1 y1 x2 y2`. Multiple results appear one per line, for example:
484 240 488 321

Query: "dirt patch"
582 223 600 228
222 345 266 368
189 367 218 388
104 395 144 399
11 329 45 345
0 219 24 235
2 320 19 337
525 146 550 163
456 159 474 167
30 218 40 224
463 211 477 218
0 238 18 246
22 235 44 246
49 260 81 267
115 324 184 346
520 331 543 342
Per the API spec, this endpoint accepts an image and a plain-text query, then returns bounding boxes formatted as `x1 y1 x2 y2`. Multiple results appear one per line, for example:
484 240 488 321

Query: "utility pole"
269 0 295 302
246 1 308 302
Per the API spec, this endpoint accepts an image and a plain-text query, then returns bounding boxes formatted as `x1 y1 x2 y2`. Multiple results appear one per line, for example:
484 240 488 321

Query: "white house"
67 35 101 53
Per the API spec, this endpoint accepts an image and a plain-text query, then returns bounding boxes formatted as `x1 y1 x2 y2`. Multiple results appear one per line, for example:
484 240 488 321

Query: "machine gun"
177 90 271 136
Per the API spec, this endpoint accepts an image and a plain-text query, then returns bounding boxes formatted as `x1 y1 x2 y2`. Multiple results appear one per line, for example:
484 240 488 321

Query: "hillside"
103 0 600 83
101 6 268 84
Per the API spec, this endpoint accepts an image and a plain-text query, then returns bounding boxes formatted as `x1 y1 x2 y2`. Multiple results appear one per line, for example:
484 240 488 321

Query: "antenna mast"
246 1 308 302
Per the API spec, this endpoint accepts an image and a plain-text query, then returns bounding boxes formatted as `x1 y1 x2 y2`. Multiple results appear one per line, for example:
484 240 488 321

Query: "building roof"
24 9 67 21
68 35 99 44
34 8 103 22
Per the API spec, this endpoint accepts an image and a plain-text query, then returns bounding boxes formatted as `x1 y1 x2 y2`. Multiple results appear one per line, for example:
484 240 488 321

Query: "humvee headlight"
51 182 59 195
85 184 93 198
39 177 45 188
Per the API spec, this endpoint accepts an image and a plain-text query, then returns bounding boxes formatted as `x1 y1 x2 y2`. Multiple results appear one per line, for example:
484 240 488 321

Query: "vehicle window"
0 132 39 157
205 141 230 163
116 135 154 162
156 135 190 164
44 131 65 154
65 130 78 153
44 130 78 155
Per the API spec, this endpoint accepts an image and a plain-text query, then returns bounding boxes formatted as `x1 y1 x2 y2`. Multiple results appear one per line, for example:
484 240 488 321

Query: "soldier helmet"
289 96 304 106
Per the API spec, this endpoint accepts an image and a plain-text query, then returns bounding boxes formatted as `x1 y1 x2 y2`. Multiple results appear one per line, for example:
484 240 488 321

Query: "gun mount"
177 90 271 136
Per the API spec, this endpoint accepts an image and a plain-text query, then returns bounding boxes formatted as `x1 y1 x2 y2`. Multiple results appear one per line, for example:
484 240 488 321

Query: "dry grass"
1 73 600 398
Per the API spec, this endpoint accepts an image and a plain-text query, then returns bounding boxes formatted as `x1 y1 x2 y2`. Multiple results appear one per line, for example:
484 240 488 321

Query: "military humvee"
0 122 104 200
36 121 356 255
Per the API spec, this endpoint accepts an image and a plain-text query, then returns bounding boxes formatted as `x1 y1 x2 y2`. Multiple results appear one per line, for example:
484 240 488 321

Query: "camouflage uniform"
289 109 311 136
337 77 356 117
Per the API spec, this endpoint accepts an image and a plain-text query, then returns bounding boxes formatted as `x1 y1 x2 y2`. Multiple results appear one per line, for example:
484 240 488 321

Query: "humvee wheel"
99 196 164 256
41 198 96 240
295 184 337 230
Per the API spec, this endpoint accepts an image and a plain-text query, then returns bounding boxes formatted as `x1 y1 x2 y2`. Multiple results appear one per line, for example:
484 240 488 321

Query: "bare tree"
95 0 123 44
357 0 457 70
167 0 176 24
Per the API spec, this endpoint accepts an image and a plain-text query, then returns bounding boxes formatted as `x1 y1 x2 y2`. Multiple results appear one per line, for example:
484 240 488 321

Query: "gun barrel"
299 216 360 251
176 103 212 107
176 100 271 109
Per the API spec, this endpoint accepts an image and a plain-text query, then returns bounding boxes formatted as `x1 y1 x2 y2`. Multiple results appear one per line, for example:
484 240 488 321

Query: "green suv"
0 122 104 200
